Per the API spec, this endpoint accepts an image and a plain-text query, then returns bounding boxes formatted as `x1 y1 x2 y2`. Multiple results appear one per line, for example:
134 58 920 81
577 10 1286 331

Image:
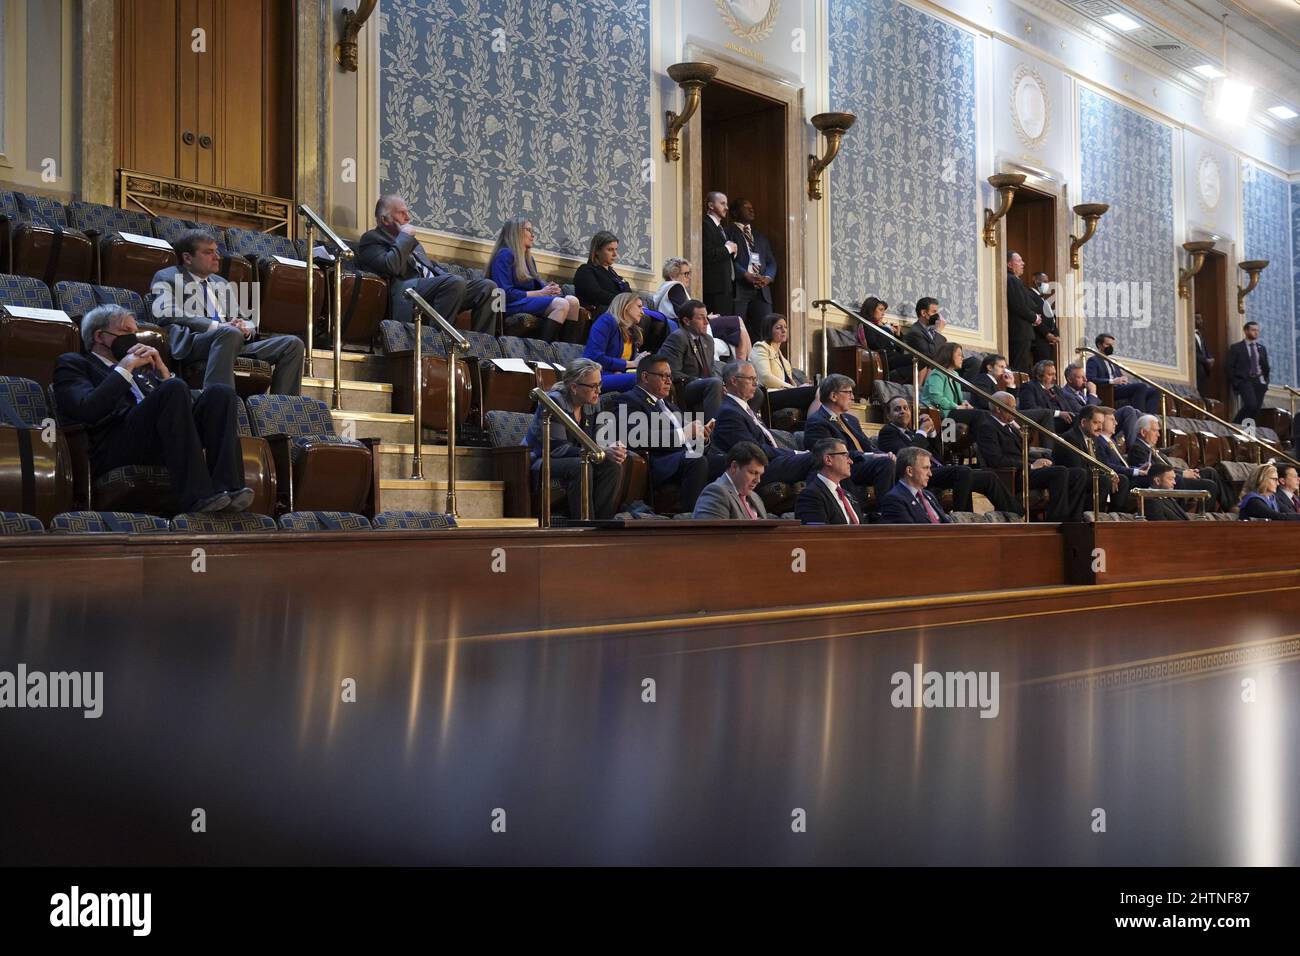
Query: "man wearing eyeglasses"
802 374 895 512
603 355 717 511
794 438 863 524
711 360 817 488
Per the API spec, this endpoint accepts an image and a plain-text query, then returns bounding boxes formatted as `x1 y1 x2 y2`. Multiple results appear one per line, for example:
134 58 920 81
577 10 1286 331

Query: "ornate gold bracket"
982 173 1026 246
807 112 856 200
336 0 378 73
1237 260 1269 314
662 63 717 162
1177 240 1217 298
1068 203 1109 270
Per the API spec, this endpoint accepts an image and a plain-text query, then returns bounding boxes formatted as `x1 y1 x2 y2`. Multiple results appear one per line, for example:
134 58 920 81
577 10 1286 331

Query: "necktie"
739 490 757 519
833 414 864 452
692 335 710 375
836 485 860 524
745 402 776 447
201 279 216 320
1249 343 1260 378
917 492 940 524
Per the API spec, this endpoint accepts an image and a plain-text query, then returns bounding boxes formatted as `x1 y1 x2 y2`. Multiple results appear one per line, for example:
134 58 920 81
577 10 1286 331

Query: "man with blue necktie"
711 360 817 489
1227 321 1270 424
52 305 251 514
151 230 304 394
879 446 951 524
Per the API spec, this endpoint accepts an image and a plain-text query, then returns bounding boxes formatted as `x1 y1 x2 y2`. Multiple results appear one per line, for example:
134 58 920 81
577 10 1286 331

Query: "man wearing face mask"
902 297 947 364
52 305 251 514
1085 333 1160 414
1029 271 1059 364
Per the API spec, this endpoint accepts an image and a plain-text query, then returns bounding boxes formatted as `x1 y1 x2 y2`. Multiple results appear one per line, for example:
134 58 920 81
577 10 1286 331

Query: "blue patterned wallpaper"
827 0 980 329
1077 88 1176 367
1291 180 1300 390
1241 164 1296 388
379 0 652 269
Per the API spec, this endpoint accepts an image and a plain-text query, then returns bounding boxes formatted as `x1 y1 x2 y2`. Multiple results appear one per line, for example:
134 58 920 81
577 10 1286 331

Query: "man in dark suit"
150 230 304 394
1142 463 1190 520
1194 313 1214 397
602 355 716 511
802 374 895 511
975 391 1087 522
701 191 737 315
660 299 726 421
725 198 776 339
52 305 251 514
1006 251 1040 373
356 194 497 331
711 361 815 488
1052 405 1125 512
1056 363 1101 420
1018 359 1077 433
1126 414 1230 511
1274 462 1300 516
1029 271 1059 365
879 446 951 523
1086 334 1160 414
1227 321 1269 424
902 297 947 364
878 395 1021 513
794 438 864 524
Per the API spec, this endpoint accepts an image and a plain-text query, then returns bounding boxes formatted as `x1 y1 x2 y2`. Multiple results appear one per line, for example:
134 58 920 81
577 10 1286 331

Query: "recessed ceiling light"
1267 105 1298 119
1194 64 1225 79
1101 12 1142 31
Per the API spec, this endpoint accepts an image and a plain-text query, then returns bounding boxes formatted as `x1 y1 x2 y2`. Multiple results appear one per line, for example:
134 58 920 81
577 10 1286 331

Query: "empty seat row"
0 509 456 535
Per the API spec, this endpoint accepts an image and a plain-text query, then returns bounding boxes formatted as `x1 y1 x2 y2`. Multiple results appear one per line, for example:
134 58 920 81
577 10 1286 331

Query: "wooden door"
1194 251 1229 408
701 84 789 321
115 0 293 198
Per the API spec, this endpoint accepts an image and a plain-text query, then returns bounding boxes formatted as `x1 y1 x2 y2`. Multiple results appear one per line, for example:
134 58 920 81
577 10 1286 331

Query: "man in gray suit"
150 230 305 395
661 299 726 421
356 194 497 331
692 441 770 519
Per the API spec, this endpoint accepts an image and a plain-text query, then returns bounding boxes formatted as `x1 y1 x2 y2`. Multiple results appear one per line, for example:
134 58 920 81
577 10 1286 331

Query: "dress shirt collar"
708 212 722 228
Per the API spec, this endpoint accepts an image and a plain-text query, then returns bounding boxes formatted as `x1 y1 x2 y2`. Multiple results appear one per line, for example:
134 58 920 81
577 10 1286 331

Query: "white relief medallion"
1196 153 1221 213
1010 65 1050 149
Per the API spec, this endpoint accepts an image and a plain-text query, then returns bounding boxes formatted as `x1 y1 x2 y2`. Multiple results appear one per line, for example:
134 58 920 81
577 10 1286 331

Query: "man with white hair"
1125 413 1231 511
52 305 251 514
357 194 498 331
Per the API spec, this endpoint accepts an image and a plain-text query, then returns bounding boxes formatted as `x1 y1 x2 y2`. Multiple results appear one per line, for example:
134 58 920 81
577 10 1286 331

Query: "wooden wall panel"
115 0 180 180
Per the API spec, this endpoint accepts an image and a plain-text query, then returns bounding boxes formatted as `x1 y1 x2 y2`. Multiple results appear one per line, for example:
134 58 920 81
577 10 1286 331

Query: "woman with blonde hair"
1238 462 1300 520
583 291 649 393
489 217 581 342
654 256 750 360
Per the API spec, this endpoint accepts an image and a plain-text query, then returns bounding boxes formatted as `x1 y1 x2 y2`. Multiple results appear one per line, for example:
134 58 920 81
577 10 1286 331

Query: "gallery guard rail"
530 387 607 528
297 204 354 407
404 288 469 516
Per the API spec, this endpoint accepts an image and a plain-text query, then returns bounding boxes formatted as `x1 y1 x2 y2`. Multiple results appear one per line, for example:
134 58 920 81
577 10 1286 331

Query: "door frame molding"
680 44 807 368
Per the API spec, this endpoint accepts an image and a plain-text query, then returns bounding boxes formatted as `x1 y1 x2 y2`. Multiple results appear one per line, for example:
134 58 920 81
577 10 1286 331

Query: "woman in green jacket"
920 342 982 427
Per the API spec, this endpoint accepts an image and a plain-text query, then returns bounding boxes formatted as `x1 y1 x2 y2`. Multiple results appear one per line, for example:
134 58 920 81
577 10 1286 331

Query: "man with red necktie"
879 446 952 524
794 438 863 524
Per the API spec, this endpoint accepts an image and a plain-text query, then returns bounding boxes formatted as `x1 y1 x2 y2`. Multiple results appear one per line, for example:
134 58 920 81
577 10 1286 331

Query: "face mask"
108 333 139 360
1102 345 1114 356
1039 283 1049 293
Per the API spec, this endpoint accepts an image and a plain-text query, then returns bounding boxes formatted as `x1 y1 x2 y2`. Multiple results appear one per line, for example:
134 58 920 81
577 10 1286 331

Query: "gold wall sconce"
1068 203 1109 270
1237 259 1269 314
807 112 857 200
336 0 377 73
1177 240 1217 298
982 173 1026 246
662 62 717 161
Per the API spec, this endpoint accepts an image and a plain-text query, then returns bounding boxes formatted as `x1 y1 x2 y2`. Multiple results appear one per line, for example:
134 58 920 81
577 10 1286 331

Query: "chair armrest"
260 432 295 512
359 436 381 519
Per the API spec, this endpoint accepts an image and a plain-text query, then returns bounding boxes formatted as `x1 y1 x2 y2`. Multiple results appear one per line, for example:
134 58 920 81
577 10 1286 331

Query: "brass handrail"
1076 346 1300 467
814 298 1117 518
405 288 469 515
296 204 354 407
1131 487 1211 518
1280 384 1300 423
530 386 607 528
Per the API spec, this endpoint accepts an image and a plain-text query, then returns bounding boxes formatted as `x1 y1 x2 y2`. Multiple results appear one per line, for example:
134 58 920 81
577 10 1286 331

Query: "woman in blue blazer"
583 292 649 393
488 216 581 342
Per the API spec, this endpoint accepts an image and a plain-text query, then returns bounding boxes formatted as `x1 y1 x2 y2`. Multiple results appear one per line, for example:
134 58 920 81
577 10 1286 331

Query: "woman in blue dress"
583 291 650 394
488 217 581 342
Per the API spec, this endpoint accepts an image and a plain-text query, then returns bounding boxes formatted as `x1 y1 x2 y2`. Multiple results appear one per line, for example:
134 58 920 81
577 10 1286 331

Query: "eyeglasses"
524 226 537 236
576 381 601 391
825 451 850 457
834 388 855 395
734 375 758 384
